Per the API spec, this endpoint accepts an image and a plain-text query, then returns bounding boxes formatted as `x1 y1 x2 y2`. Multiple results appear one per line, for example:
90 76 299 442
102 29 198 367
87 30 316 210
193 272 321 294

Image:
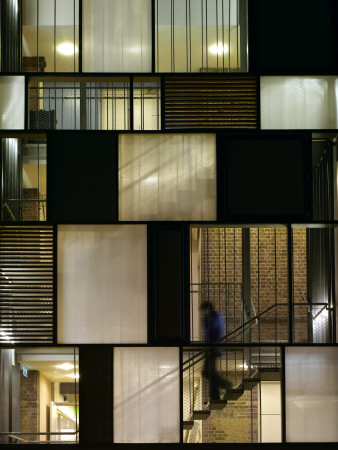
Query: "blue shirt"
203 310 225 344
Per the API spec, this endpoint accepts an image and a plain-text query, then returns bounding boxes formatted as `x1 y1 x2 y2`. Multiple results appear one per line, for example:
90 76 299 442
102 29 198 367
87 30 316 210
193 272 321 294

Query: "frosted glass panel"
83 0 151 72
0 77 25 129
119 134 216 221
261 381 281 443
261 76 338 129
285 347 338 442
114 347 180 443
57 225 147 343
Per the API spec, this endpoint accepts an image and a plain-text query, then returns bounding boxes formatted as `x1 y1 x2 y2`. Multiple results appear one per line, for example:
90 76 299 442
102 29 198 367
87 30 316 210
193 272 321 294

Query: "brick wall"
200 227 308 343
22 189 39 221
21 370 40 441
202 386 259 443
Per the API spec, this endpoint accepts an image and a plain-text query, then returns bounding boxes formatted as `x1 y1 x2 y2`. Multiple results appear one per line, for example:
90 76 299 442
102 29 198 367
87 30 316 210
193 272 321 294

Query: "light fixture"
67 373 80 379
57 43 78 56
210 43 229 55
56 363 74 371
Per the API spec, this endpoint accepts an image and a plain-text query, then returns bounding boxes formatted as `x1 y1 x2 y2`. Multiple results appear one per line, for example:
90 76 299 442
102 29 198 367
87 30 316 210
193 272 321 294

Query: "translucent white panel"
57 225 147 343
261 76 338 130
261 382 281 443
119 134 217 221
83 0 151 72
114 347 180 443
285 347 338 442
0 77 25 129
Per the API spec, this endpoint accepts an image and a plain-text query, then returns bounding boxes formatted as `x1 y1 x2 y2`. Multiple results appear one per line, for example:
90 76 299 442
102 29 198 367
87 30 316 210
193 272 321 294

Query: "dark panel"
224 135 307 218
79 346 113 444
148 225 188 343
47 132 117 222
250 0 335 73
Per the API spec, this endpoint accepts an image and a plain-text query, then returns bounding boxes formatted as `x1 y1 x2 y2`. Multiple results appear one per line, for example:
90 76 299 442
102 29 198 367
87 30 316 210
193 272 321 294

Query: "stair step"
193 410 211 420
243 377 260 390
183 421 194 430
209 399 227 410
226 384 244 401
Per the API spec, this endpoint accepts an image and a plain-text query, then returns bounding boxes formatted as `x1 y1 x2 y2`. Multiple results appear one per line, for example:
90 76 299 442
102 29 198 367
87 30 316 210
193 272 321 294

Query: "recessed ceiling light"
57 43 78 56
56 363 74 371
67 373 80 379
210 43 229 55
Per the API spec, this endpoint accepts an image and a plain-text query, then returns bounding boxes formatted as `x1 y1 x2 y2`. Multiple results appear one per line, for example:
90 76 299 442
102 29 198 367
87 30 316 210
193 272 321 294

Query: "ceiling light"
67 373 79 379
57 43 78 56
56 363 74 371
210 43 229 55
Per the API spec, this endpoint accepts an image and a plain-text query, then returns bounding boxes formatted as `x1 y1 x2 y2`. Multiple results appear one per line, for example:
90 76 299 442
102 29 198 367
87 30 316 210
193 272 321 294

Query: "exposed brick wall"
200 227 308 343
292 228 309 342
22 189 39 221
202 386 259 443
21 370 40 441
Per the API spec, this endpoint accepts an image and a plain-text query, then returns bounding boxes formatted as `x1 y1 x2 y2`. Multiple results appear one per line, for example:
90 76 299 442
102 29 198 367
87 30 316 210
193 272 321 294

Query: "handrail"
0 431 78 436
183 303 286 369
183 301 329 371
3 202 16 221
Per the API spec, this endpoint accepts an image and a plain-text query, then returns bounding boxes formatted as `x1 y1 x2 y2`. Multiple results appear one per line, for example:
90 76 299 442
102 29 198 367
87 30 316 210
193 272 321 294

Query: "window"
22 0 79 72
155 0 248 73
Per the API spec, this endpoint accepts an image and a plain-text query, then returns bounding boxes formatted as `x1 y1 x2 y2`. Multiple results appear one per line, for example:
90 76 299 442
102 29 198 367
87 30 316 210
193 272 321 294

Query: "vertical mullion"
54 0 56 72
74 0 76 72
216 0 219 71
185 0 188 72
205 0 208 70
288 224 293 344
152 0 156 73
228 0 230 73
222 0 224 70
79 0 83 72
201 0 203 70
130 76 134 130
37 0 39 73
281 345 286 443
275 228 278 343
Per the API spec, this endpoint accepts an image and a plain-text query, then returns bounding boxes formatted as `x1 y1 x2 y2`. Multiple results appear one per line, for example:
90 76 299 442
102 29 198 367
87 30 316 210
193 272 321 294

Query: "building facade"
0 0 338 447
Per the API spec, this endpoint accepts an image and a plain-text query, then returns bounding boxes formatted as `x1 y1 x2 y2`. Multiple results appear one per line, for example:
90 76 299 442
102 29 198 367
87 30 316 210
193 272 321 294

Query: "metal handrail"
183 301 330 371
3 202 16 220
0 431 78 436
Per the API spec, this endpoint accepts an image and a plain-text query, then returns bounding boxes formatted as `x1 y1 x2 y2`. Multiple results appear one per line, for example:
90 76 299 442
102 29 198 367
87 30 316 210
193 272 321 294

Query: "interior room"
0 347 79 444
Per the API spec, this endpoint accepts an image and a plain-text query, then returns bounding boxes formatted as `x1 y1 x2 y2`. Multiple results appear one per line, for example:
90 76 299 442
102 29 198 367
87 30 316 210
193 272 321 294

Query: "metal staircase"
183 346 280 432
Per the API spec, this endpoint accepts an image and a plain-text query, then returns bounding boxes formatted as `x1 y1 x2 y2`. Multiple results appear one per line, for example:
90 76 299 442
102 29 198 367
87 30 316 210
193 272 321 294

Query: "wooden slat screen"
0 225 54 343
164 76 257 129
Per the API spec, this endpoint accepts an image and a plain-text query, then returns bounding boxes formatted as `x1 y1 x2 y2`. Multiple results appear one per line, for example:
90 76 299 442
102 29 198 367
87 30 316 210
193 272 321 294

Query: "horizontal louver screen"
164 76 257 129
0 226 54 343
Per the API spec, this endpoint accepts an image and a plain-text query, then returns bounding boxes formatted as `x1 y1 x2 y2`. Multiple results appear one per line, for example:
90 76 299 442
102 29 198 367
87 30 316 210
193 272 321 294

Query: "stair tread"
183 421 194 430
193 409 211 419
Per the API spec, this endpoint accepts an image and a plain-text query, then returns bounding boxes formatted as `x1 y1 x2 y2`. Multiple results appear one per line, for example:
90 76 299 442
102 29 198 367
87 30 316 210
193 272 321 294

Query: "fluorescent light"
67 373 80 379
57 43 78 56
56 363 74 371
210 44 229 55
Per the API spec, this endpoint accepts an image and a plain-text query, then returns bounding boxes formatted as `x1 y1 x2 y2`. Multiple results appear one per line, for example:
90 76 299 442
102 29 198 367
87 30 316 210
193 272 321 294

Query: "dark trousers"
203 350 232 400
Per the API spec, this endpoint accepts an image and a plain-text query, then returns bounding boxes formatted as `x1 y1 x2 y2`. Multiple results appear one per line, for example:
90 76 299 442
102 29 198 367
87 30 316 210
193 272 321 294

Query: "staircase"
183 347 280 431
